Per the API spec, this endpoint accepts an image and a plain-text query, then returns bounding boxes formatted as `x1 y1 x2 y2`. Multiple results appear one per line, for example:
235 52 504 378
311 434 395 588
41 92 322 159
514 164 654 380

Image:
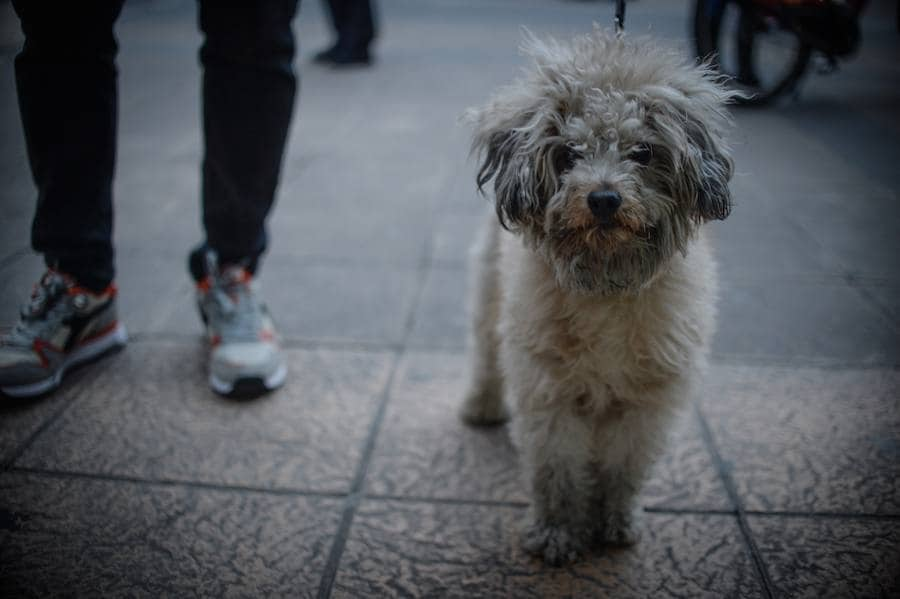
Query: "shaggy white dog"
461 28 735 565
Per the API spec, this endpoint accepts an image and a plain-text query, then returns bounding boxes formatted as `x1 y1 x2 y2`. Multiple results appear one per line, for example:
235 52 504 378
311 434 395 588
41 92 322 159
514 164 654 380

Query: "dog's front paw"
595 511 639 546
522 524 585 566
459 388 509 426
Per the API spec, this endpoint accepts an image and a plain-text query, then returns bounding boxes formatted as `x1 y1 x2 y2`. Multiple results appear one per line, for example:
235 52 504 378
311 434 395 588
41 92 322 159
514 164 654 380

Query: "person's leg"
313 0 346 62
191 0 299 396
314 0 374 65
339 0 375 59
2 1 128 398
13 0 125 292
192 0 299 279
324 0 345 39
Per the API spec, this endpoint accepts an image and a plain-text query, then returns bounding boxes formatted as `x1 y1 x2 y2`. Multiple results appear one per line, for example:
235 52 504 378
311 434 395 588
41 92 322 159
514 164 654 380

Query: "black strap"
615 0 626 33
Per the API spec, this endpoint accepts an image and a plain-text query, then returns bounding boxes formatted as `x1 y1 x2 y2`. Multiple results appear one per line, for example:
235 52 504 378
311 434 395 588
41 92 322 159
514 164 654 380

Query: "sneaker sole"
1 323 128 399
209 361 287 397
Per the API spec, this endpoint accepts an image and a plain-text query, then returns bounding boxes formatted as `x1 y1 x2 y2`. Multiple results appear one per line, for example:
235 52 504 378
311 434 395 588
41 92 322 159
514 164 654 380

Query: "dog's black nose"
587 190 622 223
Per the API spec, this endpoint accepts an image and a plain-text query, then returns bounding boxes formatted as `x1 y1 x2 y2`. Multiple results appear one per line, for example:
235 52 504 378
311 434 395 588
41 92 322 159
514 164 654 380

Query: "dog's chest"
550 297 683 386
504 257 710 401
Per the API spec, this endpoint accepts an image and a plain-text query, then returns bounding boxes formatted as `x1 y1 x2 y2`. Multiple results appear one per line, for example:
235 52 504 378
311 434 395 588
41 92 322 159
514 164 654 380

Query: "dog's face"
471 30 736 294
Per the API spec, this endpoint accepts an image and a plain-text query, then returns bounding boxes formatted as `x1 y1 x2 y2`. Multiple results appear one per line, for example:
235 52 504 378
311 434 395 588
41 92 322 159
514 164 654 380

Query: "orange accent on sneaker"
69 282 117 298
210 334 222 347
32 338 61 369
234 269 252 284
197 277 213 292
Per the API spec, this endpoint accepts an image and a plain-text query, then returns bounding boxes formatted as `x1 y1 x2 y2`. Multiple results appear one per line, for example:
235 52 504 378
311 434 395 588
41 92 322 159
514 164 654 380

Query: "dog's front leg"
516 409 594 566
587 405 672 546
588 468 642 547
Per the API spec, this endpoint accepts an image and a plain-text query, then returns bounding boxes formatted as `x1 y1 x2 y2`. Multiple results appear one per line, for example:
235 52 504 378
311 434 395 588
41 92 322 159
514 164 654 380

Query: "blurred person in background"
314 0 376 66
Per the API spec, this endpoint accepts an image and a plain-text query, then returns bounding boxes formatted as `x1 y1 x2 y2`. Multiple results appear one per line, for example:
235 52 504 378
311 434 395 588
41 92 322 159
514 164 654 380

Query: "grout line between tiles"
786 215 900 330
2 404 72 471
313 354 401 599
643 506 736 517
743 510 900 521
694 402 777 599
364 493 530 509
128 330 406 354
315 193 441 599
644 506 900 521
700 353 899 370
107 333 900 370
8 465 898 522
6 466 348 500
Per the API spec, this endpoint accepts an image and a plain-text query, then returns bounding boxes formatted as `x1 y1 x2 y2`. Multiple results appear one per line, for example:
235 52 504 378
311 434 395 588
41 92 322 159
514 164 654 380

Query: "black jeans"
13 1 299 291
323 0 375 57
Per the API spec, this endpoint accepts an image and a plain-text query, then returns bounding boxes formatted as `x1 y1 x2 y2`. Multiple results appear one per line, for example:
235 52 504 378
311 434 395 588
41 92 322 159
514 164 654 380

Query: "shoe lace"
203 255 264 343
4 271 74 348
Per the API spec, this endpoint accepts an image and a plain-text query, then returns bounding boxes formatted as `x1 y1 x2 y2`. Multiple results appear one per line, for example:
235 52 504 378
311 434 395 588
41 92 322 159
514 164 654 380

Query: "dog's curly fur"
460 28 736 565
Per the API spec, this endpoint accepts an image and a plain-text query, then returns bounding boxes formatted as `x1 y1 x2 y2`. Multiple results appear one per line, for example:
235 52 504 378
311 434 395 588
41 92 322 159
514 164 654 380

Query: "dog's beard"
537 200 695 296
540 227 664 295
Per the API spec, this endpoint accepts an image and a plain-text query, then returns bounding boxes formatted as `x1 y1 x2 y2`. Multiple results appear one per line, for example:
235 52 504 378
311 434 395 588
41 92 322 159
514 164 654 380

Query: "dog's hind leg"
461 221 508 425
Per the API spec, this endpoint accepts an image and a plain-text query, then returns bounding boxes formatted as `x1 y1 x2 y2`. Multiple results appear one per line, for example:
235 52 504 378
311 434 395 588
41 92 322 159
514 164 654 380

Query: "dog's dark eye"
554 146 580 174
629 144 652 166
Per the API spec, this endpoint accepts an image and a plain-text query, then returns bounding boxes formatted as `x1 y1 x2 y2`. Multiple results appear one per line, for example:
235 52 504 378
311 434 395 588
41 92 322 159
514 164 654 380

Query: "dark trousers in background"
12 1 299 292
323 0 375 58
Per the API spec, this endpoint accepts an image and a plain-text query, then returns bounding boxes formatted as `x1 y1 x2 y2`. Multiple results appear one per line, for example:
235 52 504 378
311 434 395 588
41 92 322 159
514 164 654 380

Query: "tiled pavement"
1 0 898 597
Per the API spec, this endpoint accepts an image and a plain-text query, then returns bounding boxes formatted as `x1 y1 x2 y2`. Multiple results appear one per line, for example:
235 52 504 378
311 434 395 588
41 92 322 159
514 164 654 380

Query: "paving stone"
706 194 836 283
408 266 470 350
111 163 204 255
438 160 494 216
15 343 393 493
138 258 423 344
430 209 488 267
0 376 96 465
0 251 43 327
0 215 32 265
790 191 900 282
713 280 900 365
365 352 525 504
333 500 764 599
256 258 422 345
0 63 33 246
366 352 732 511
111 248 198 337
861 281 900 326
777 98 900 189
701 365 900 514
0 472 341 597
266 194 434 267
731 110 862 192
749 515 900 599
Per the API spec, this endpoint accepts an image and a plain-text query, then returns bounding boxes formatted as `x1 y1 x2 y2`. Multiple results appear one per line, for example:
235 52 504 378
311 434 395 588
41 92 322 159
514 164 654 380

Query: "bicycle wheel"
694 0 812 105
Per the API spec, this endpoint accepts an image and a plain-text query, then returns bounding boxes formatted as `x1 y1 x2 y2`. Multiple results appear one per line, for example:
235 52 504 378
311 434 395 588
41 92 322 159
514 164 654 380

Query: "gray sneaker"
196 252 286 396
0 270 127 398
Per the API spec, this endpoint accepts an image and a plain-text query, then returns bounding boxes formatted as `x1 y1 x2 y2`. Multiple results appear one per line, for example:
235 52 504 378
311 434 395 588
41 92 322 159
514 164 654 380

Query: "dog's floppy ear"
467 95 551 231
646 75 735 222
681 110 734 221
